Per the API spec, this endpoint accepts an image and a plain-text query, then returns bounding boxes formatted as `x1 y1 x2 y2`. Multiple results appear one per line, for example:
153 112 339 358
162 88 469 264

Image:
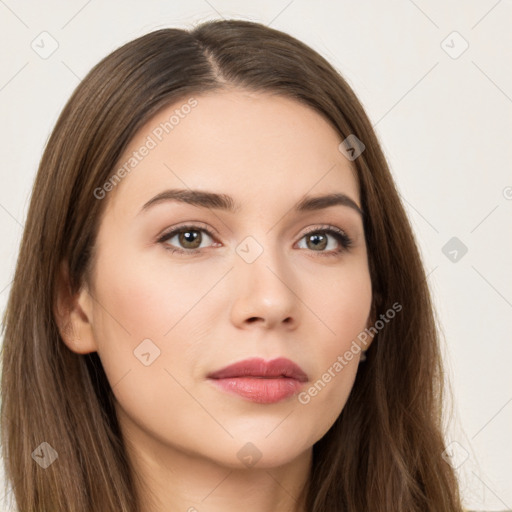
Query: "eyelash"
156 223 353 258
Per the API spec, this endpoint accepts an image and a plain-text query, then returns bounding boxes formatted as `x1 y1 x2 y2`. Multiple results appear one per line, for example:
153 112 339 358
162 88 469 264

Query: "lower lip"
208 377 305 404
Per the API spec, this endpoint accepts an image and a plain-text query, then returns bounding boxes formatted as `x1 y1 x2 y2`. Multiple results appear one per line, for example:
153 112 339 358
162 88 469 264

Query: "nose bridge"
235 230 286 284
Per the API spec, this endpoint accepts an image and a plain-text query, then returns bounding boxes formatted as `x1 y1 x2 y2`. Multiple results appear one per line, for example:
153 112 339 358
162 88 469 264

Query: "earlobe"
54 263 98 355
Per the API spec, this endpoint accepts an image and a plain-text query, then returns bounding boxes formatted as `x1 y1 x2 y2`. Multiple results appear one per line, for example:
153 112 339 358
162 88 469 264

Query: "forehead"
104 89 360 218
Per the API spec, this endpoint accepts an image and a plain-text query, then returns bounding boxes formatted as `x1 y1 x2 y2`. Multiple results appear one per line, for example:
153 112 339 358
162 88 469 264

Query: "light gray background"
0 1 511 510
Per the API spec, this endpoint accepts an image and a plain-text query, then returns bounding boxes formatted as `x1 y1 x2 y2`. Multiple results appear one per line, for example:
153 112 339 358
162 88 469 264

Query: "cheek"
88 252 219 443
294 263 372 427
93 246 218 339
309 261 373 347
89 247 226 385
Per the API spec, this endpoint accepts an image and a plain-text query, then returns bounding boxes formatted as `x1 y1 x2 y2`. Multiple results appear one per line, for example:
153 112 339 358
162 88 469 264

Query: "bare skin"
58 88 373 511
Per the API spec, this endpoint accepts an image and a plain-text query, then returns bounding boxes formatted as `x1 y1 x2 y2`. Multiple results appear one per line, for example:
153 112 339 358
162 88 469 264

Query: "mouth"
207 357 308 404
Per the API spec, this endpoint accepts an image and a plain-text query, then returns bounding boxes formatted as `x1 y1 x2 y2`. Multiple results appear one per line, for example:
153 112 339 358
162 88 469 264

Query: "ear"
54 262 98 354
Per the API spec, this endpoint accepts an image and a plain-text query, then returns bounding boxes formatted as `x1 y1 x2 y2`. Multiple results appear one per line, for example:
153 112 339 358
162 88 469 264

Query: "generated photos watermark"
298 301 402 405
93 97 198 200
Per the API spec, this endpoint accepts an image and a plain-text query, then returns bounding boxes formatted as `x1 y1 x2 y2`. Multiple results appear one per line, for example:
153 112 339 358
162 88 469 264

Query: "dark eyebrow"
140 189 363 216
140 189 240 213
295 193 363 216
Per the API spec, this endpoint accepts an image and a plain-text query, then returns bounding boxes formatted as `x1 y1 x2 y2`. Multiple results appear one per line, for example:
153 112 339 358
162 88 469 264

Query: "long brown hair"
1 19 463 511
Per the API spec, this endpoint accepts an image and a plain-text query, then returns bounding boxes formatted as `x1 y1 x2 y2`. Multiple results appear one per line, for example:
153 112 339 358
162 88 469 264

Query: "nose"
229 240 299 331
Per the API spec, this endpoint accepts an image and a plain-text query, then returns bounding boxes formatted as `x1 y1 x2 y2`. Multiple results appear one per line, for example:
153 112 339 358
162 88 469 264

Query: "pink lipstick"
207 357 308 404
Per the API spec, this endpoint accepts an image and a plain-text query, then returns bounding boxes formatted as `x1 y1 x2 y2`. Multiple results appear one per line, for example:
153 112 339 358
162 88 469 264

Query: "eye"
157 224 218 255
296 225 353 257
157 223 354 257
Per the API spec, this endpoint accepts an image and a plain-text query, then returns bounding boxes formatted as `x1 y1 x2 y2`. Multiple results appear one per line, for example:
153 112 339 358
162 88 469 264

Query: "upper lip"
207 357 308 382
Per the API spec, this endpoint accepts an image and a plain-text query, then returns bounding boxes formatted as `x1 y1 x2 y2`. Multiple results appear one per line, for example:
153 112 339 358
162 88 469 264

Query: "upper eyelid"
158 222 217 238
302 224 348 236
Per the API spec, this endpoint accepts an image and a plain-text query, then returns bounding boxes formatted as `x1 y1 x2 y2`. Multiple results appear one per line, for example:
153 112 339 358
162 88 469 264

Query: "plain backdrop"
0 1 511 510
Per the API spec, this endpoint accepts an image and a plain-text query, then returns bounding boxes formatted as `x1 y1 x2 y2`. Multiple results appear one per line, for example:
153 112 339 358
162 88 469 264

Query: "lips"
207 357 308 404
207 357 308 382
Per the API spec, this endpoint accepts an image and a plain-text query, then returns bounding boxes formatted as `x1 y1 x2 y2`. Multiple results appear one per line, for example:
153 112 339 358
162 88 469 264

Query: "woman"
1 19 464 511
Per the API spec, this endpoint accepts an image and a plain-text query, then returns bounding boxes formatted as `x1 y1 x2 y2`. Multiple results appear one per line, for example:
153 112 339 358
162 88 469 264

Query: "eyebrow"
140 188 363 216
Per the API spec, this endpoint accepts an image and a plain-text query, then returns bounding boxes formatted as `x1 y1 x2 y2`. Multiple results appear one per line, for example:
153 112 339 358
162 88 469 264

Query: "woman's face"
76 89 372 469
